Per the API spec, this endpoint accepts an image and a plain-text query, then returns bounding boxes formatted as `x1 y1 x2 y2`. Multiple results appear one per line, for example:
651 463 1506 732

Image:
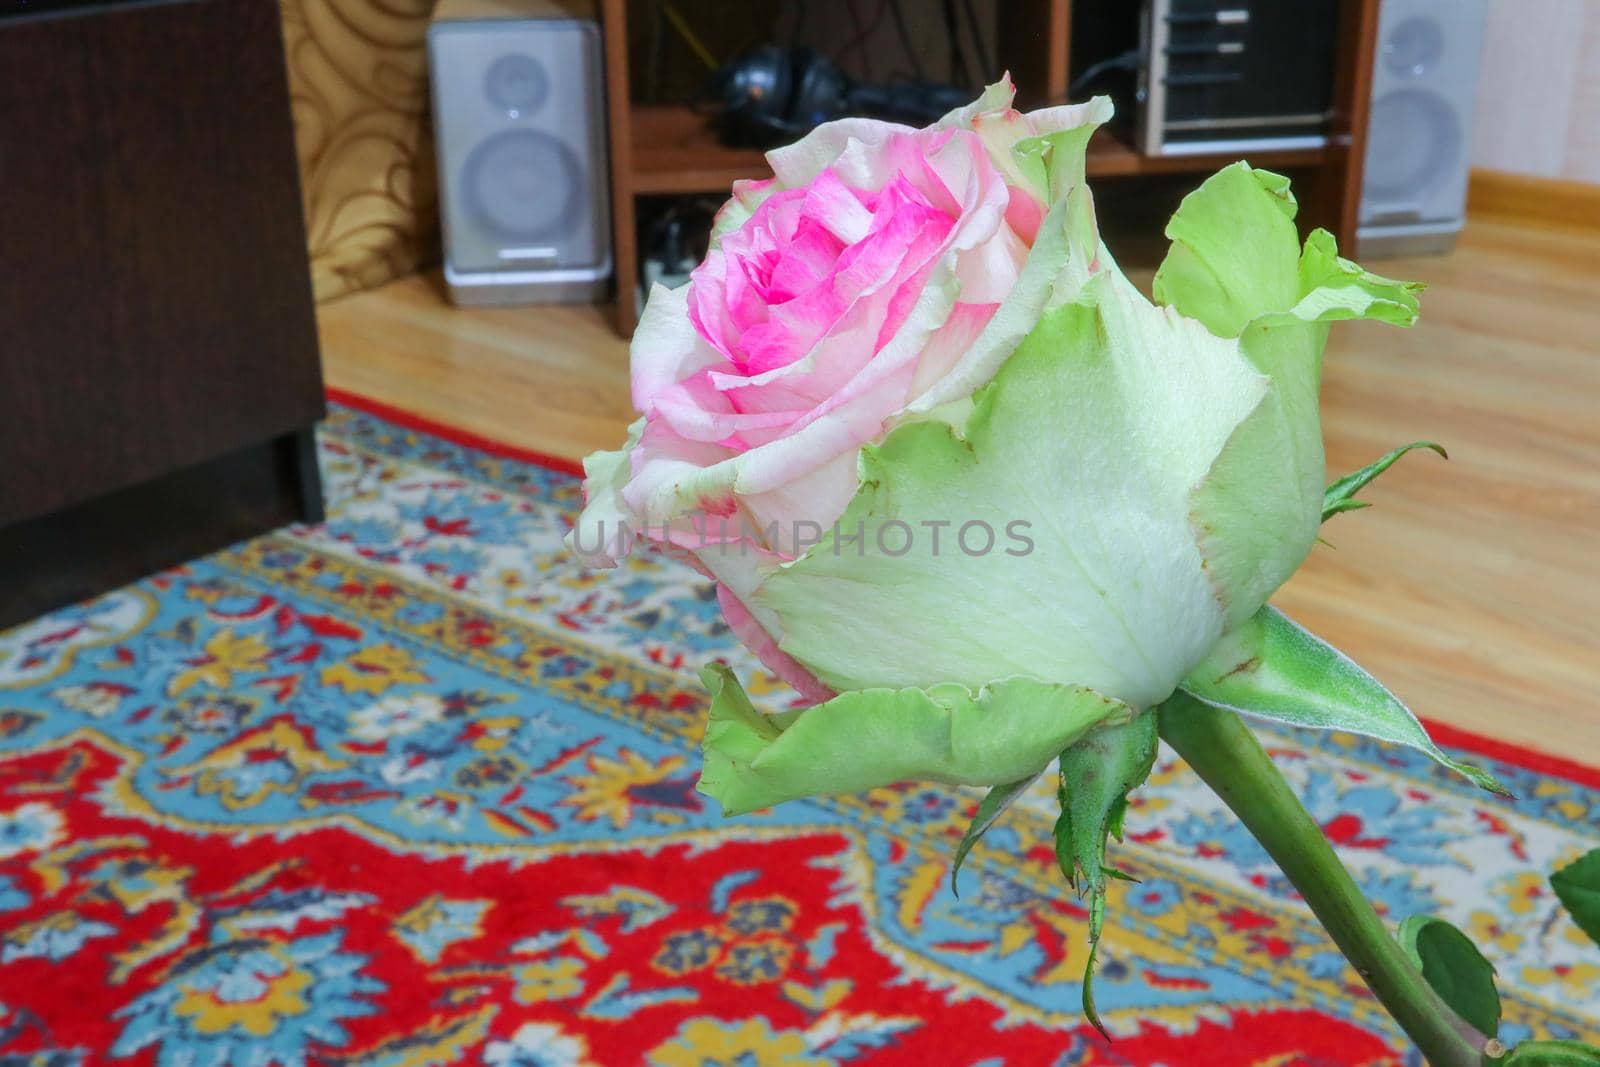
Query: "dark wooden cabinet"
0 0 325 629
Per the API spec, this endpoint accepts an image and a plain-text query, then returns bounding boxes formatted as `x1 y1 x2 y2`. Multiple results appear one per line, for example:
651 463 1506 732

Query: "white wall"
1472 0 1600 181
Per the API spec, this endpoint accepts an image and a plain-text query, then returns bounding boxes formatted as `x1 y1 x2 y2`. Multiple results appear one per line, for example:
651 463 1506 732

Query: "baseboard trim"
1467 169 1600 232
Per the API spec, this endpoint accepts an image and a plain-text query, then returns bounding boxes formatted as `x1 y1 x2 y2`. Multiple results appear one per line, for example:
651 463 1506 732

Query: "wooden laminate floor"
316 218 1600 761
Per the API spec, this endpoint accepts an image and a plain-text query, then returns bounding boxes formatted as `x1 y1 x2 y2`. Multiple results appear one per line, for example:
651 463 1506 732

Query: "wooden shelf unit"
600 0 1380 334
630 104 769 194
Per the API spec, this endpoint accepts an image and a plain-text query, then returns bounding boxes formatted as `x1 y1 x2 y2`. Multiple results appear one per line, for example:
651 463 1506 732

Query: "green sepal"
1052 712 1159 1038
1397 914 1500 1039
697 664 1131 817
1079 906 1107 1040
1181 606 1509 796
951 775 1039 897
1323 442 1448 523
1503 1041 1600 1066
1106 794 1130 842
1551 848 1600 948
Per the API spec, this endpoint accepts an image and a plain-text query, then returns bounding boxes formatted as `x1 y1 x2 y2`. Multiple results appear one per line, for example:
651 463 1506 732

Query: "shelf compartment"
628 104 1331 198
628 104 770 195
1085 128 1332 176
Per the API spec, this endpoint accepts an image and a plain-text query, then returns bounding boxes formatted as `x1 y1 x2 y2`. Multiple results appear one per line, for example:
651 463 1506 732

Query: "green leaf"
696 663 1131 817
1397 915 1500 1039
1052 712 1159 1038
951 775 1039 896
1181 606 1509 795
1503 1041 1600 1066
1551 848 1600 948
1323 442 1448 523
1321 499 1372 518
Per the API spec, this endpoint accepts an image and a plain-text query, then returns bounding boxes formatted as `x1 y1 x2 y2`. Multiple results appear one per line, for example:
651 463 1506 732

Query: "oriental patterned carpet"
1 397 1596 1067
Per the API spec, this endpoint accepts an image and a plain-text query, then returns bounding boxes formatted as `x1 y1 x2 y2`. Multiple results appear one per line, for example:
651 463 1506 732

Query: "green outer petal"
1188 382 1307 629
1157 168 1312 619
1157 163 1424 626
564 418 645 568
933 78 1016 129
759 255 1265 708
1153 164 1301 340
1180 606 1507 794
907 186 1099 414
1012 102 1113 203
1156 166 1421 394
1292 228 1423 328
697 664 1131 817
937 81 1112 216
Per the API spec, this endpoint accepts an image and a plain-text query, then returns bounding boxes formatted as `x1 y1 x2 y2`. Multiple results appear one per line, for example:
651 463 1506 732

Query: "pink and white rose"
567 81 1463 819
571 80 1112 696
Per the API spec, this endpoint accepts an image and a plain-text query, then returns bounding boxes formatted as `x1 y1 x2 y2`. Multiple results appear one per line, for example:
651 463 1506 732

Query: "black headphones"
712 46 971 149
712 46 851 146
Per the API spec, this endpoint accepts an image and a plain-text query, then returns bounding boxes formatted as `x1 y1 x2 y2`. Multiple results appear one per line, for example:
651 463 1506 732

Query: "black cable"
960 0 993 83
844 0 871 80
647 0 666 100
839 0 892 79
888 0 924 80
941 0 969 87
779 0 796 45
1068 48 1141 97
791 0 810 47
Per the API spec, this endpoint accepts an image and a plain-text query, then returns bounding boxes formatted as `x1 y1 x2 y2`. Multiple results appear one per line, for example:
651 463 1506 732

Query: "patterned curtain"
279 0 440 302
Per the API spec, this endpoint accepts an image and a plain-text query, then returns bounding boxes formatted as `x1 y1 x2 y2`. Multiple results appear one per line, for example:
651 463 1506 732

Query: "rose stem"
1156 693 1490 1067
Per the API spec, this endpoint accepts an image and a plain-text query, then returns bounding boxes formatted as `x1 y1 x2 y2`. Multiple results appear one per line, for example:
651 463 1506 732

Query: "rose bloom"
572 81 1114 701
569 81 1475 816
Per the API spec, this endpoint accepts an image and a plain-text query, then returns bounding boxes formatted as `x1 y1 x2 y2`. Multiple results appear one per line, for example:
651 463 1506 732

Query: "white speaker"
1357 0 1487 257
429 0 611 305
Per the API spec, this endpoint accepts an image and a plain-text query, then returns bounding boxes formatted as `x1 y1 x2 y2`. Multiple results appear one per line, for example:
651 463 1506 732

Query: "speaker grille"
461 129 581 242
484 53 550 116
1383 15 1446 77
1365 87 1462 204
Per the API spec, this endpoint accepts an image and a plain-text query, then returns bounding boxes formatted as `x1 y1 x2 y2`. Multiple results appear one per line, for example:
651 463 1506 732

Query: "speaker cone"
1383 16 1446 78
462 129 581 241
485 53 550 115
1365 88 1461 204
